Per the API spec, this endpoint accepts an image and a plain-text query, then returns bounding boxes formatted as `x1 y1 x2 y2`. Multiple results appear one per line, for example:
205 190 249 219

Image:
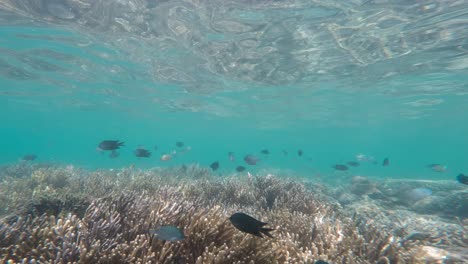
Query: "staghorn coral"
0 162 56 179
0 163 466 263
31 167 71 190
0 214 82 263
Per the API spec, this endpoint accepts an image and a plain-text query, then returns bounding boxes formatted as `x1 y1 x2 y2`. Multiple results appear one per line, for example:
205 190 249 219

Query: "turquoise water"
1 3 468 263
1 2 468 183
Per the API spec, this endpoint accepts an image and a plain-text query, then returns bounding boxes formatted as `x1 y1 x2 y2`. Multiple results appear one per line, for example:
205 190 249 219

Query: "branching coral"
0 164 466 263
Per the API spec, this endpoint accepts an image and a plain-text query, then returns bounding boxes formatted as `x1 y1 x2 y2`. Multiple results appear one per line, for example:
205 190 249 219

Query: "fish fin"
118 141 125 147
260 228 275 238
252 231 263 238
259 222 268 227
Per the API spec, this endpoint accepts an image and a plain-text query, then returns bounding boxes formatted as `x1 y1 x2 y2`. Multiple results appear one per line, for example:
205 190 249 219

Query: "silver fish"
149 226 185 241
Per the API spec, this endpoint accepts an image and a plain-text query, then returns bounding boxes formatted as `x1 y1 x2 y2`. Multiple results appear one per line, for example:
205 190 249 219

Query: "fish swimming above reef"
260 149 269 155
98 140 124 151
427 164 447 172
298 149 303 156
347 161 360 167
178 146 192 155
134 147 151 158
160 154 172 161
383 158 390 166
22 154 37 161
333 164 348 171
176 141 184 148
229 212 275 238
210 161 219 171
244 155 260 165
236 166 246 172
456 174 468 185
400 232 432 246
355 153 376 163
149 226 185 241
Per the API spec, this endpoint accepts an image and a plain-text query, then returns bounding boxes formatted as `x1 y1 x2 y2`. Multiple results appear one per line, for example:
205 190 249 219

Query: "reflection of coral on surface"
0 164 466 263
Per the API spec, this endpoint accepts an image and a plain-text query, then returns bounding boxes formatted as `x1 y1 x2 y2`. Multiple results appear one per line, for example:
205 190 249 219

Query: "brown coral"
0 164 466 263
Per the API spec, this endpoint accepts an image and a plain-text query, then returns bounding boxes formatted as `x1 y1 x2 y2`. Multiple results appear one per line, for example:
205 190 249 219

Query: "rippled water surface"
1 4 467 263
0 0 467 178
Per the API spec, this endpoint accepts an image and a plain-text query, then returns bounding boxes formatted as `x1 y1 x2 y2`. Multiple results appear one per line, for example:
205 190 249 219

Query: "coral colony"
0 164 466 263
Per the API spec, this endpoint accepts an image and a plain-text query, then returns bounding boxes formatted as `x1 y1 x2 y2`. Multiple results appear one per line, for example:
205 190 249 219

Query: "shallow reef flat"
0 163 466 263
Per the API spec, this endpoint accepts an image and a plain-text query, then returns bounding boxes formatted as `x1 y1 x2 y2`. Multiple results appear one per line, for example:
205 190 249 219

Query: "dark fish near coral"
404 232 431 242
333 164 348 171
401 232 432 246
134 147 151 158
176 141 184 148
456 174 468 185
298 149 303 156
22 154 37 161
260 149 269 155
347 161 360 167
383 158 389 166
109 150 120 159
229 212 275 238
210 161 219 171
244 155 260 165
228 152 235 161
315 261 329 264
149 226 185 241
98 140 124 151
236 166 246 172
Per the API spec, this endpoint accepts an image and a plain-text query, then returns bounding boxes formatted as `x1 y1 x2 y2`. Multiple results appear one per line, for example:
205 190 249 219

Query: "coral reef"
0 163 466 263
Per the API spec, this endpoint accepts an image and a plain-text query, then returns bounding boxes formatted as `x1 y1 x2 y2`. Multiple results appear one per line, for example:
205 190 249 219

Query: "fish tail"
118 141 125 147
260 228 275 238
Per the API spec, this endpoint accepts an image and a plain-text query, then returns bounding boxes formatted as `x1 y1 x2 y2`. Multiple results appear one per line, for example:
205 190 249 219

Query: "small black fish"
98 140 124 151
347 161 360 167
383 158 389 166
298 149 303 156
456 174 468 185
333 164 348 171
244 155 260 165
176 141 184 148
236 166 246 172
22 154 37 161
134 148 151 158
260 149 269 155
229 212 275 238
210 161 219 171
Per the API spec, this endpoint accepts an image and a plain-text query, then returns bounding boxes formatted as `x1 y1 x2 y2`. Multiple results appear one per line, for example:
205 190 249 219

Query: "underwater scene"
0 0 467 263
